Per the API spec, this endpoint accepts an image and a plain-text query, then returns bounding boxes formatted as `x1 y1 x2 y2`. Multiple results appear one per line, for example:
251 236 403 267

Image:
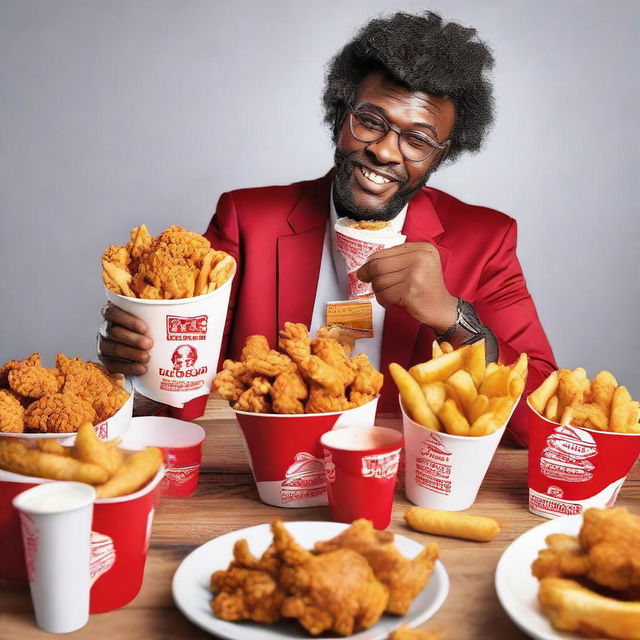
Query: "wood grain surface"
1 397 638 640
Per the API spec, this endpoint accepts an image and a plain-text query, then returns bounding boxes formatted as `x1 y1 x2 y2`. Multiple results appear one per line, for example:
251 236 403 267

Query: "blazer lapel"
277 173 332 330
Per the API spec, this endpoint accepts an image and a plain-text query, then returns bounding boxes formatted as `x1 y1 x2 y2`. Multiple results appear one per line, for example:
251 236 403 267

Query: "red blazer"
170 172 556 447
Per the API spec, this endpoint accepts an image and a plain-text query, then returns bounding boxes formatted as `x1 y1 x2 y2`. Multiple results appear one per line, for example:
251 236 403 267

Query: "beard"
332 148 429 222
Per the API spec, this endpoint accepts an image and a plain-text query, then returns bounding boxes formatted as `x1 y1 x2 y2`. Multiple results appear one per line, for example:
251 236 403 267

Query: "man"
97 11 556 446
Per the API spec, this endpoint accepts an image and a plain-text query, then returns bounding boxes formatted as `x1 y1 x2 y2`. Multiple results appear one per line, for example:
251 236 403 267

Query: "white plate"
495 514 611 640
173 521 449 640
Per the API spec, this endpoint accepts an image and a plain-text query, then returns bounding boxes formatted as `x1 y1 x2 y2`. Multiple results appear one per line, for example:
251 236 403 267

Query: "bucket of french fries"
390 340 527 511
213 324 384 507
102 225 236 408
0 425 165 612
527 368 640 519
0 353 133 442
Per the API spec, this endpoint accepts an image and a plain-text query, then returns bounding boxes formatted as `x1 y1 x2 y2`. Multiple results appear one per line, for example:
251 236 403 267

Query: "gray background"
1 0 638 396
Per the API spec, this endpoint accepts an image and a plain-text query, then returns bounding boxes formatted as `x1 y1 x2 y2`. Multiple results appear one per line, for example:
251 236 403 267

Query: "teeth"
360 166 391 185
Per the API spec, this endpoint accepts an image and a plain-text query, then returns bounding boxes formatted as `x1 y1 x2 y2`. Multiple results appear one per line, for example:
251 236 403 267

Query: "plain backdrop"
1 0 638 396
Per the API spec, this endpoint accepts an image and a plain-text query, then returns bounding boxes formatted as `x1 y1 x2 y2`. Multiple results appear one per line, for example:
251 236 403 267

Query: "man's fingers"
368 271 406 295
357 256 410 282
97 355 149 377
98 337 151 365
105 323 153 350
102 303 149 335
365 242 434 261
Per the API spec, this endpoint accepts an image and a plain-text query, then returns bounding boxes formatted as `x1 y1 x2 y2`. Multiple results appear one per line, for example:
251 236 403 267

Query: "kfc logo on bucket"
280 453 326 504
361 450 401 479
90 531 116 586
166 315 208 341
159 345 207 392
540 425 597 483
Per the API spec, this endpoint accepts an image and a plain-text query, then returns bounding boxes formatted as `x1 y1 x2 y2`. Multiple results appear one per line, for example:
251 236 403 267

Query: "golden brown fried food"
273 520 388 636
0 389 25 433
125 224 153 273
538 577 640 639
316 519 439 615
349 353 384 407
241 335 294 377
278 322 311 365
311 338 355 387
0 359 21 388
272 370 309 414
24 393 96 433
73 422 123 475
0 440 109 484
349 220 391 230
389 624 445 640
305 385 350 413
92 387 130 423
95 446 163 498
8 353 59 399
299 355 345 397
315 325 357 356
532 533 590 580
233 377 273 413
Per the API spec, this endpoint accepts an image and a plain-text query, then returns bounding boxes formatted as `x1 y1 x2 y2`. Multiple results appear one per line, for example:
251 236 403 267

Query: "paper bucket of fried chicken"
527 368 640 519
0 424 164 612
391 339 528 511
0 353 133 441
334 217 405 298
102 224 236 408
212 323 383 507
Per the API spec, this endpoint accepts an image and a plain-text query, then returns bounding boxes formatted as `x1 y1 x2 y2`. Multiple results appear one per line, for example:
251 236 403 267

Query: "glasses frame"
348 105 450 163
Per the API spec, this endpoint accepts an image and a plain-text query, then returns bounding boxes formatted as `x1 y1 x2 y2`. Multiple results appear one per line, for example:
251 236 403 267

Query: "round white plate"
173 521 449 640
495 514 607 640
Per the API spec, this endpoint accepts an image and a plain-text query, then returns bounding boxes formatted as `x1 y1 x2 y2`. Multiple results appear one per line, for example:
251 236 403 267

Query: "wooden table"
1 397 638 639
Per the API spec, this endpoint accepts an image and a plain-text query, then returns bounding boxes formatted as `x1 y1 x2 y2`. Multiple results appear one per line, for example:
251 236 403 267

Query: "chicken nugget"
24 393 96 433
0 389 25 432
95 446 163 498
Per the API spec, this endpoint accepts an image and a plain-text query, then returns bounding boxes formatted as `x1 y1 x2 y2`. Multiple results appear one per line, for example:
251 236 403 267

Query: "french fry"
488 396 513 425
485 362 500 376
431 340 444 359
95 447 163 498
464 339 486 388
195 249 216 296
469 412 498 437
438 399 470 436
102 260 134 297
409 349 466 384
544 396 559 422
404 506 500 542
389 363 440 431
556 369 587 417
468 394 490 424
610 386 633 433
420 381 447 415
446 369 477 415
479 366 510 398
440 341 454 354
208 255 234 293
529 370 560 414
572 404 608 431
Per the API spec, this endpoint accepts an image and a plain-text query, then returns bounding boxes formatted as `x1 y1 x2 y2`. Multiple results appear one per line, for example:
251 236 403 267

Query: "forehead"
354 71 455 134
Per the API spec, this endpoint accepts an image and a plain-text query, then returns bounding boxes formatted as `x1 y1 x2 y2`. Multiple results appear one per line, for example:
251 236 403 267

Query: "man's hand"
97 303 153 376
356 242 458 333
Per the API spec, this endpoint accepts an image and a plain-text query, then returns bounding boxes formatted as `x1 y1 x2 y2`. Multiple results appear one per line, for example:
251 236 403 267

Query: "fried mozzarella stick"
95 446 163 498
0 440 108 484
404 507 500 542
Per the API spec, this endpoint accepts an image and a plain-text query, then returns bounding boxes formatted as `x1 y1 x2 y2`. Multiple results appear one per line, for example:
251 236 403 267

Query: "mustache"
334 149 407 184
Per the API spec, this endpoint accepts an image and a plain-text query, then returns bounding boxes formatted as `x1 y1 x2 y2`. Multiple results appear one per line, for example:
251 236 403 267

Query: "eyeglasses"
348 105 450 163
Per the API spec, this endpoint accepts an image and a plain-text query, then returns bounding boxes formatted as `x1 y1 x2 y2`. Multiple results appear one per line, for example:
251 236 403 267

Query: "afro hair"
323 11 495 163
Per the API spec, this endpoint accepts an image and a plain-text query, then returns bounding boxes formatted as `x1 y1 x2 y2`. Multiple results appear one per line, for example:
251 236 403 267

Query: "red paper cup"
320 426 403 529
234 397 379 508
120 417 205 498
0 456 164 613
527 398 640 519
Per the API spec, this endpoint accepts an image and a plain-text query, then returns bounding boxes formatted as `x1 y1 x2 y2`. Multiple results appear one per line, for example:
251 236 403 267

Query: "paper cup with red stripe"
233 396 379 508
105 265 235 408
13 482 96 633
527 398 640 519
121 416 205 498
334 217 405 298
401 395 518 511
0 455 164 613
320 426 403 529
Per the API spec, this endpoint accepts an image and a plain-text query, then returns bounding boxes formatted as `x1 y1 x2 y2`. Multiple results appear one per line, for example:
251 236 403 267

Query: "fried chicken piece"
579 507 640 592
0 389 24 433
350 220 391 230
315 325 357 356
299 355 345 397
92 386 130 422
278 322 311 365
233 377 273 413
155 225 212 265
532 533 590 580
213 361 251 402
390 624 445 640
315 519 439 615
0 359 22 388
311 338 355 387
124 224 153 273
24 393 96 433
350 353 384 396
538 577 640 640
272 370 309 414
211 539 285 624
272 520 388 636
8 353 60 399
305 384 350 413
132 245 198 299
241 335 294 377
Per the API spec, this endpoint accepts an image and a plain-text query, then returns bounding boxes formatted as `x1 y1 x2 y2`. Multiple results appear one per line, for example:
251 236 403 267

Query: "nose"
365 129 403 165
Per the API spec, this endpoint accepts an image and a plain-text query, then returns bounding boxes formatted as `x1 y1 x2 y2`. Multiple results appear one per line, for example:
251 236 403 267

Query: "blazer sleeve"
473 219 557 447
166 192 241 421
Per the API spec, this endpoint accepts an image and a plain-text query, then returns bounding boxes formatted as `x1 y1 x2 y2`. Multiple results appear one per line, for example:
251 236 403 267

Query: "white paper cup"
334 217 405 298
13 482 96 633
402 396 519 511
105 268 235 408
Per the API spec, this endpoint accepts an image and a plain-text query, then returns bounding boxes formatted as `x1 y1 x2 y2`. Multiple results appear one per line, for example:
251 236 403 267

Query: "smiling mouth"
358 165 396 185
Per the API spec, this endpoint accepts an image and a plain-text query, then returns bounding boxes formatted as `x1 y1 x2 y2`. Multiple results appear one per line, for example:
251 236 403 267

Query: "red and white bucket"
0 456 164 612
528 398 640 518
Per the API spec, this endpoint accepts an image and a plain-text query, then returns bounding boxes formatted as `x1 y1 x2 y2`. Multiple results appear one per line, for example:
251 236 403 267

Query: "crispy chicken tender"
92 387 130 423
272 520 388 636
234 377 273 413
73 422 123 475
271 370 309 414
538 577 640 640
532 533 590 580
305 385 350 413
349 353 384 407
390 625 445 640
155 225 212 263
95 446 163 498
132 246 198 299
241 335 294 377
0 359 21 388
315 519 439 615
299 355 345 397
311 338 355 387
24 393 96 433
315 326 356 356
278 322 311 365
124 224 153 273
0 389 25 433
8 354 59 399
